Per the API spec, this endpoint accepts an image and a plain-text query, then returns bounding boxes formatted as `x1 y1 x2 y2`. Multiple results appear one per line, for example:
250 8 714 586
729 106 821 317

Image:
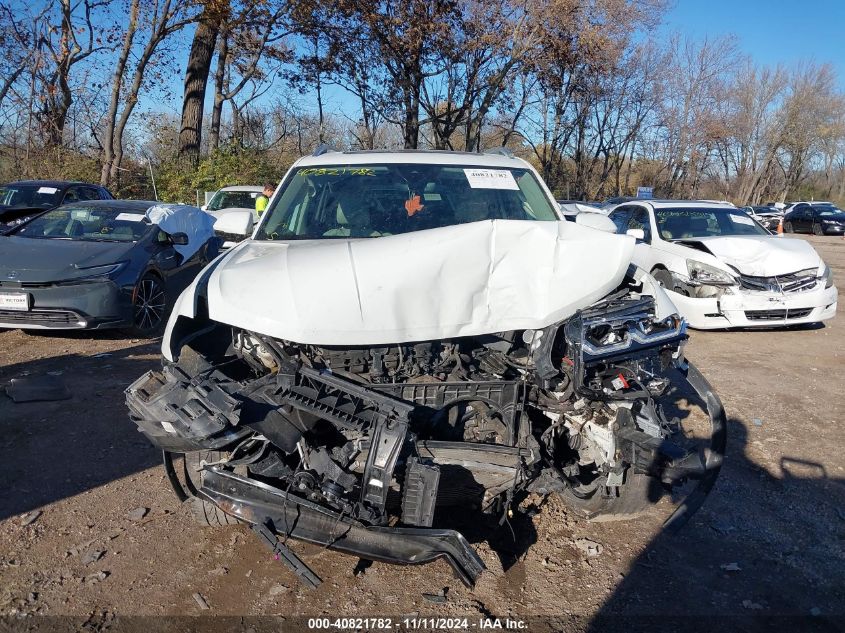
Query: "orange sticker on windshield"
405 195 424 216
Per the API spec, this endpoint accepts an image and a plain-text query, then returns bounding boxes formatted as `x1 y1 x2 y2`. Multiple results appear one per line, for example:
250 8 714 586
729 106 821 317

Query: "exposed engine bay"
126 269 725 588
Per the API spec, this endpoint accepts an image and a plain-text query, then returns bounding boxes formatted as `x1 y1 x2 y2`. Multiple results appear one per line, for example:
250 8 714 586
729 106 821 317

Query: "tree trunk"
209 26 228 152
101 0 140 187
403 92 419 149
179 15 221 162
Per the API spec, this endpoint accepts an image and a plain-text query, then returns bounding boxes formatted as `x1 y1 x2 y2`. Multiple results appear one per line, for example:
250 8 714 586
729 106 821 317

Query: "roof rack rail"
482 146 514 158
312 144 338 157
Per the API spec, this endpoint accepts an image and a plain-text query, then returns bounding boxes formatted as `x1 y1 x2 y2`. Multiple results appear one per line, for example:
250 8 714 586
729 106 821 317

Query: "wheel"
784 221 794 233
651 268 675 292
559 472 659 521
126 274 167 337
812 223 823 235
184 450 241 527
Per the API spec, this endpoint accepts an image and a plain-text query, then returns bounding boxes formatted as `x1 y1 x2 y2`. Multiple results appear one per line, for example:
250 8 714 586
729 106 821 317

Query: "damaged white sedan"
608 200 838 329
126 151 725 587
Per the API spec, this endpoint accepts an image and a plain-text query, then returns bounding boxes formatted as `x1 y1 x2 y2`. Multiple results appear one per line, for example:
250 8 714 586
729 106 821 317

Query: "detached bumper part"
200 468 486 587
662 361 726 534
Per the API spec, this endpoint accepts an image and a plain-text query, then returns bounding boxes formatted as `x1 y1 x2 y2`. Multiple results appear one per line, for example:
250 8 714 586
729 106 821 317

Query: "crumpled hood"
201 219 636 345
679 235 822 276
0 236 134 283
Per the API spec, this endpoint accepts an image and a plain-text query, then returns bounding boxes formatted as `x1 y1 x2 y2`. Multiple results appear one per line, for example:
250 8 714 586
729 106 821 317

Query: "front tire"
184 450 241 527
559 472 658 521
812 223 824 235
126 273 167 337
651 268 675 292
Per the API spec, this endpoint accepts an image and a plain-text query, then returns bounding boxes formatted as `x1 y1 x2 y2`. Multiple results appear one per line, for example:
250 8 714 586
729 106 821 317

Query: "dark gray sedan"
0 200 219 335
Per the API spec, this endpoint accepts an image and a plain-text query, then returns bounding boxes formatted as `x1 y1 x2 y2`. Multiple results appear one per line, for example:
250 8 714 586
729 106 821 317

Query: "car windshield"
0 184 64 208
654 207 769 240
207 190 259 211
813 206 841 216
255 163 558 240
11 207 152 242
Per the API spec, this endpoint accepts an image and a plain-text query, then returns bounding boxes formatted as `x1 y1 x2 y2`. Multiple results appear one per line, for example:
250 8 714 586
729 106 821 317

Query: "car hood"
675 235 821 276
818 212 845 221
207 207 256 219
0 236 135 283
195 219 636 345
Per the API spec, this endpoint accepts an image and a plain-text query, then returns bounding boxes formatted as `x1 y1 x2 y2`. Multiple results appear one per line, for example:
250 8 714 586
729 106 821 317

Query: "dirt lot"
1 234 843 631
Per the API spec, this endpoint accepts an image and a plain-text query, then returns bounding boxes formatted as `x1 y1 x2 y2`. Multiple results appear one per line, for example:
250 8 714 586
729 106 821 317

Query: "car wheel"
184 450 241 527
784 221 794 233
812 223 824 235
559 472 657 521
127 273 167 337
651 268 675 292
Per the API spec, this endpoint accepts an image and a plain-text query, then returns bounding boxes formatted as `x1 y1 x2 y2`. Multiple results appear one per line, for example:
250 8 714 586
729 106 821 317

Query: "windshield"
0 184 64 208
207 190 260 211
655 208 769 239
813 206 841 216
11 207 152 242
255 163 558 240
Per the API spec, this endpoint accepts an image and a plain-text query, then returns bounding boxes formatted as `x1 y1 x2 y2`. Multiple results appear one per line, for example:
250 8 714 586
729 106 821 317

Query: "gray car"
0 200 219 335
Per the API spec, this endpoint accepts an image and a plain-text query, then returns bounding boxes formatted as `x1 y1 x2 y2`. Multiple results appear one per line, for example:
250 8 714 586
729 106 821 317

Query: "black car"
783 202 845 235
0 200 219 335
0 180 114 228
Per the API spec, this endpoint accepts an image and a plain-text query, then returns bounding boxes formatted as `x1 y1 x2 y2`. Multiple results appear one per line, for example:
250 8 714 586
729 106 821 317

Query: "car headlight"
686 260 736 285
56 261 129 285
821 263 834 289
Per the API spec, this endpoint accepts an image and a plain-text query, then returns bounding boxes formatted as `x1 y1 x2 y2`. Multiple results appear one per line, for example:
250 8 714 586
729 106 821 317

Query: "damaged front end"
126 270 725 588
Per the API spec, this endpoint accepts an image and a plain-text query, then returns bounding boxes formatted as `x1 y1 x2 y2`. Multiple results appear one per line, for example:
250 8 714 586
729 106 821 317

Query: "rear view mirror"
213 210 253 237
626 228 645 240
169 232 189 245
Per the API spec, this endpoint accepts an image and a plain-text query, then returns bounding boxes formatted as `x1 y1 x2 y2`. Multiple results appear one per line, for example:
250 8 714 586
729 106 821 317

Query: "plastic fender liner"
662 360 727 534
199 467 486 586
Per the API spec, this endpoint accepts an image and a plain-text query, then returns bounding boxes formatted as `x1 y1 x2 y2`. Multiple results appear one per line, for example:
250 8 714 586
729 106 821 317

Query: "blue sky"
663 0 845 85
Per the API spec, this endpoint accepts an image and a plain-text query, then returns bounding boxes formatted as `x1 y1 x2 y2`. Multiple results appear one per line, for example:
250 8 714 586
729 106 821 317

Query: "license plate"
0 292 29 311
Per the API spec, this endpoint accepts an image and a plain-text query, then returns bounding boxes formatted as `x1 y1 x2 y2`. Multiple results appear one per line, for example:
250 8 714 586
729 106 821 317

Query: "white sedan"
606 200 838 328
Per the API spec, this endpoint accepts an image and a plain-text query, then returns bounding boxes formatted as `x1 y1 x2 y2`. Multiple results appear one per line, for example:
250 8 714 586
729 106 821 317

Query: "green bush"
154 145 293 204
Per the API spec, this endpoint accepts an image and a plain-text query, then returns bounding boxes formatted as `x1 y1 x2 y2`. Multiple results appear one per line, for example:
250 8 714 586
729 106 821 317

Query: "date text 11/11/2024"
307 617 528 630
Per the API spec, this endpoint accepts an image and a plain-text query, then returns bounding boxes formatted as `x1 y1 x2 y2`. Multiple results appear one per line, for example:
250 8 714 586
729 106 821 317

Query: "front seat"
661 216 688 240
323 198 373 237
67 219 84 237
686 217 709 237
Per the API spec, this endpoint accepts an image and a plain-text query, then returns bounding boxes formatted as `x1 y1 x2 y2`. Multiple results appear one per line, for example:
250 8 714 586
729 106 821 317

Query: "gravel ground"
0 234 843 631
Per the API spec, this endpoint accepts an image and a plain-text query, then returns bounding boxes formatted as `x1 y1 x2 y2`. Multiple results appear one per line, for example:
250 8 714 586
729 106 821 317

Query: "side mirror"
213 210 253 237
200 204 208 211
169 232 189 246
626 228 645 240
575 212 617 233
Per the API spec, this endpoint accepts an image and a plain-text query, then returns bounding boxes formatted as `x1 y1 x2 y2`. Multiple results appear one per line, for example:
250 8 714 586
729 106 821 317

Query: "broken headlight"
686 260 735 286
821 262 834 289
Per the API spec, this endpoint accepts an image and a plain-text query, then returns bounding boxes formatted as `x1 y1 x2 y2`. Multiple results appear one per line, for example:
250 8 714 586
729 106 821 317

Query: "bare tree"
100 0 194 187
35 0 112 146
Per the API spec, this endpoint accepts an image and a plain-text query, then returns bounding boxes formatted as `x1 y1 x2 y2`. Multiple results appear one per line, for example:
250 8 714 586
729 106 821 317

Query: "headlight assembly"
686 260 736 286
821 263 834 289
56 261 129 285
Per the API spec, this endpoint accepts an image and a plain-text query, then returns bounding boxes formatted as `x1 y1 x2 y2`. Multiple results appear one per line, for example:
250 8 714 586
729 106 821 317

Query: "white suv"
202 185 263 247
126 150 724 587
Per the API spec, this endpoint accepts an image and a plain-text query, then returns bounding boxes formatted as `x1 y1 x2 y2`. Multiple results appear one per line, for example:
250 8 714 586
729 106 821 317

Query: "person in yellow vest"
255 183 275 215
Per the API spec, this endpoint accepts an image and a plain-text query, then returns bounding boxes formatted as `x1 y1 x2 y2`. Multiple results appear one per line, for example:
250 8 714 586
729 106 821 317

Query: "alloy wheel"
133 276 166 332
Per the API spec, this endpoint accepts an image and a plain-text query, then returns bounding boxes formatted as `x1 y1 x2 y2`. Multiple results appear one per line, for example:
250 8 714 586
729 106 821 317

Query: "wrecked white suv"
126 150 725 588
608 200 838 329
